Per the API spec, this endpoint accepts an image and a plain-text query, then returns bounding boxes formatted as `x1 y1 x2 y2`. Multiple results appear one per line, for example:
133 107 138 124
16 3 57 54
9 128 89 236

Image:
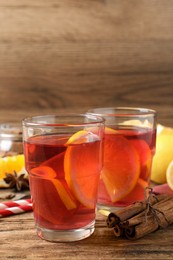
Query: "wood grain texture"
1 210 173 259
0 0 173 126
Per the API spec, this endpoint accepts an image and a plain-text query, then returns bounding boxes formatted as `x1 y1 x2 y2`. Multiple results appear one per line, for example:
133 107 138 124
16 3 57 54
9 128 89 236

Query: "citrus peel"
31 166 77 210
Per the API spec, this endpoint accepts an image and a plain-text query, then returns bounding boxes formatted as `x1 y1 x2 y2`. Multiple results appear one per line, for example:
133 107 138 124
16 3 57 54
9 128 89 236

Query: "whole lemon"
157 124 173 135
151 133 173 183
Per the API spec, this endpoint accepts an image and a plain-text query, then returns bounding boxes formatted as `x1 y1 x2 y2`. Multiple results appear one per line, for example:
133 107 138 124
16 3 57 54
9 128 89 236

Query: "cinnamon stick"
121 195 173 228
106 194 166 227
113 224 124 237
124 218 158 240
125 206 173 240
107 194 173 240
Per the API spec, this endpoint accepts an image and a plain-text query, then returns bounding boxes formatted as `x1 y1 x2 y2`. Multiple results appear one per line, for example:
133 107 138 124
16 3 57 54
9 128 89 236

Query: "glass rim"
88 107 157 117
22 113 105 127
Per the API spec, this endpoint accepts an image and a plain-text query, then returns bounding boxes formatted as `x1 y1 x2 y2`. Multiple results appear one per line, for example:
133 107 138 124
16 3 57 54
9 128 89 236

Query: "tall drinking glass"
88 107 157 214
23 114 104 242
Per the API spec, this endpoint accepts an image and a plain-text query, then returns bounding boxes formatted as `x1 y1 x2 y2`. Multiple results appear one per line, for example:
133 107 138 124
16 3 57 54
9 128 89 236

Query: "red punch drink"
88 107 157 214
25 134 101 229
23 114 104 242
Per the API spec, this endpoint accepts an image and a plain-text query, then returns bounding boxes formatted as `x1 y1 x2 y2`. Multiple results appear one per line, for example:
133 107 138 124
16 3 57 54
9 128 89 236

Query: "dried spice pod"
4 171 29 191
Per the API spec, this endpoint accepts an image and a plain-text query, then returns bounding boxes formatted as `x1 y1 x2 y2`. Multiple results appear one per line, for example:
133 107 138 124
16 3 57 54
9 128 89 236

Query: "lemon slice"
166 160 173 190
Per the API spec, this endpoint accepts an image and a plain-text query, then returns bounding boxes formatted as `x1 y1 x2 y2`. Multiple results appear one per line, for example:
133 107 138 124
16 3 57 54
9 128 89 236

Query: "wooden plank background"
0 0 173 125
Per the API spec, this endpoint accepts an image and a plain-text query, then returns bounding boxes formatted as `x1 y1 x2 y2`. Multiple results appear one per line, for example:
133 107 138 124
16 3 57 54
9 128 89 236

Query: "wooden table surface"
1 189 173 260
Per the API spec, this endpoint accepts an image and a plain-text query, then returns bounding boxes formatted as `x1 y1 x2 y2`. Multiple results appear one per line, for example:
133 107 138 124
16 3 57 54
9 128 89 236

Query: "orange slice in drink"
129 139 152 180
102 134 140 202
115 178 148 206
64 131 101 208
0 154 26 187
31 166 77 210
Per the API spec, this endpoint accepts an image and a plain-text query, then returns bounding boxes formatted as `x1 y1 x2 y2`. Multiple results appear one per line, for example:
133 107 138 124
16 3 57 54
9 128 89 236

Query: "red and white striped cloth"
0 198 33 218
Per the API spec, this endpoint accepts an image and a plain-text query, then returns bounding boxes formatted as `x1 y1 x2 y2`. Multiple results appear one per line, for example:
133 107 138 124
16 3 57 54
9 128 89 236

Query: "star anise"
3 171 29 191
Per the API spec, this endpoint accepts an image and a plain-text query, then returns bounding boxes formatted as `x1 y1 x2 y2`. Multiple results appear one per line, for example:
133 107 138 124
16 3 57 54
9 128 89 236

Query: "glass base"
36 221 95 242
